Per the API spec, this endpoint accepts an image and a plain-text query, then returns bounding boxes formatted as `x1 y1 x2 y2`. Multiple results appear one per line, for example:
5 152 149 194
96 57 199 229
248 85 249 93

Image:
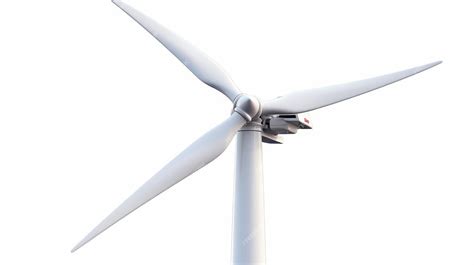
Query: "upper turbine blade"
262 61 442 115
71 112 247 252
112 0 241 101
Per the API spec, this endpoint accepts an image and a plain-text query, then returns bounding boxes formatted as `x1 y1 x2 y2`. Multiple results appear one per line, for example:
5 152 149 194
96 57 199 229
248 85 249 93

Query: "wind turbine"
72 0 442 264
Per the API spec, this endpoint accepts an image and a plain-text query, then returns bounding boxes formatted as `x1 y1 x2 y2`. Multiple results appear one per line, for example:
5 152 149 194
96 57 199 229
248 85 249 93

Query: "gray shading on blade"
262 61 442 115
112 0 241 101
71 112 247 252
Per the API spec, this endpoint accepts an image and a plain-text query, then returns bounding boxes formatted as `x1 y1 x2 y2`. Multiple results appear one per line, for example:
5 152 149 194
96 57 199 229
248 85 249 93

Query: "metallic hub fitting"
232 94 262 122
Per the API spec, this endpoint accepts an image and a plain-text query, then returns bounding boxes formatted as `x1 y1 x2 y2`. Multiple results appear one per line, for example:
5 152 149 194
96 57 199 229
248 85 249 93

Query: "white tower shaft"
232 122 266 265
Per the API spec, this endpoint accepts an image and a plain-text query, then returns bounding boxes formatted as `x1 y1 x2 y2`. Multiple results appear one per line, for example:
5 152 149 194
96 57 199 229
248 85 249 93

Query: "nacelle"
261 114 312 144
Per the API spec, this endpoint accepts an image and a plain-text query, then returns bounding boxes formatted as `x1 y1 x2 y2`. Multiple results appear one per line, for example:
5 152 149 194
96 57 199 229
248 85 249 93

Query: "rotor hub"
232 94 262 122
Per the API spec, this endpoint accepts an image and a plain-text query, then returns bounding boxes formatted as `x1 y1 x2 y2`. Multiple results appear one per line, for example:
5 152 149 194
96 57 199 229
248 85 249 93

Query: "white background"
1 0 473 264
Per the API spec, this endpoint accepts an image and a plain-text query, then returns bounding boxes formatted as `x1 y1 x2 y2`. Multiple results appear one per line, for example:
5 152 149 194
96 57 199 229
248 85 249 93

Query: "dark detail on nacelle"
261 114 312 144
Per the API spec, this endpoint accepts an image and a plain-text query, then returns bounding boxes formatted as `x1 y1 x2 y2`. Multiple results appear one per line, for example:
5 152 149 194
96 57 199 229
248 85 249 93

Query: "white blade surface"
262 61 442 115
112 0 241 101
71 112 247 252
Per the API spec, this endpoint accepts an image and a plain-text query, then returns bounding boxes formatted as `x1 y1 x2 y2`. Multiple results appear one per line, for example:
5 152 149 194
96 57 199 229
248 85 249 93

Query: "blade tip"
420 60 443 71
429 60 443 67
111 0 123 6
71 239 88 253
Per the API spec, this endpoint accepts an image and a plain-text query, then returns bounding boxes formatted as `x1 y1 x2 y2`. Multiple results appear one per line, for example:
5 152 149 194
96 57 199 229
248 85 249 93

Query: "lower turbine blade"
262 61 442 115
71 112 247 252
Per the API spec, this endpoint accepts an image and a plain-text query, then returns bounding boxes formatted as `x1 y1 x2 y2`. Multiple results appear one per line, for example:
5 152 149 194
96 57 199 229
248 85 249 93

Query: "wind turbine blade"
71 112 247 252
262 61 442 115
112 0 241 101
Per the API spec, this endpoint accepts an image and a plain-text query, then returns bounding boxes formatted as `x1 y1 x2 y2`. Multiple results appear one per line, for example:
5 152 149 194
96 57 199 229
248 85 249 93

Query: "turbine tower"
72 1 441 264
